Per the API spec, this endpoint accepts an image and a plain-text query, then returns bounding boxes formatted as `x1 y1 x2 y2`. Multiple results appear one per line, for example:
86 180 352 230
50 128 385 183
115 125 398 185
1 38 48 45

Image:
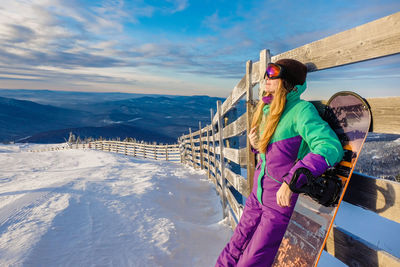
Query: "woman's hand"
276 182 293 207
248 126 259 149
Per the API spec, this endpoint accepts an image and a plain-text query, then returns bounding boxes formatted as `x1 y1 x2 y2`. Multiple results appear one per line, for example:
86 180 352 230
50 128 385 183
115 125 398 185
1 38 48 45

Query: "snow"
0 144 231 266
1 143 398 266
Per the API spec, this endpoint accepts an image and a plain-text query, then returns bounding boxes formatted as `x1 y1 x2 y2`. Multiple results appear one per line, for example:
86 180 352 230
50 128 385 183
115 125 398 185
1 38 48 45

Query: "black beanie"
275 59 307 86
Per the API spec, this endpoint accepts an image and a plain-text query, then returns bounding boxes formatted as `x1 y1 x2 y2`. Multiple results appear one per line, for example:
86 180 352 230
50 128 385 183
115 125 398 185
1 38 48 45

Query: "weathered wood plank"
251 61 261 84
210 108 219 184
208 145 215 154
212 145 221 155
181 132 191 139
199 122 204 169
191 137 201 144
213 76 247 124
222 113 247 140
217 100 228 217
343 172 400 223
224 168 250 197
228 209 237 230
206 124 211 180
223 148 240 165
246 59 257 192
272 12 400 71
215 179 223 198
192 146 201 152
189 128 196 169
96 141 179 150
239 147 248 167
325 226 400 267
208 162 217 178
212 132 220 144
191 128 201 137
180 138 191 145
367 97 400 134
225 187 243 221
209 171 218 188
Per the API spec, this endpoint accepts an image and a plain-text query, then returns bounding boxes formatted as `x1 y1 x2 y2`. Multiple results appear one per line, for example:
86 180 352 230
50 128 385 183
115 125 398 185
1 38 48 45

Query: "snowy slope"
0 144 231 266
2 144 398 267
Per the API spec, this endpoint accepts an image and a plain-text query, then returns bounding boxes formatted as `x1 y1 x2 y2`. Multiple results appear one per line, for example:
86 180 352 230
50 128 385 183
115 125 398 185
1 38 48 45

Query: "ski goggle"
264 63 284 79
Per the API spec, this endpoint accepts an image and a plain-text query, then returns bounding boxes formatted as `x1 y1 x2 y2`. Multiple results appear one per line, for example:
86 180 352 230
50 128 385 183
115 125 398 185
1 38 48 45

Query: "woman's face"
264 77 280 96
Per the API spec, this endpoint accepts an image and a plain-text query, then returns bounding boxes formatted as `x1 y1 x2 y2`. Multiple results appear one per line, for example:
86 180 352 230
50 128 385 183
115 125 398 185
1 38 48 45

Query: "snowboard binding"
288 167 343 207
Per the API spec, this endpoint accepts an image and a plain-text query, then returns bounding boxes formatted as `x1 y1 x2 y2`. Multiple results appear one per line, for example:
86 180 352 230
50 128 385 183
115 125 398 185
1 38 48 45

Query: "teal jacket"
254 82 344 206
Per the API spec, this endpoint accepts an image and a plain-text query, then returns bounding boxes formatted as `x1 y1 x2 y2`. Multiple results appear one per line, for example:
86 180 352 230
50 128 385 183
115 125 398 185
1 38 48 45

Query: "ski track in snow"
0 144 231 266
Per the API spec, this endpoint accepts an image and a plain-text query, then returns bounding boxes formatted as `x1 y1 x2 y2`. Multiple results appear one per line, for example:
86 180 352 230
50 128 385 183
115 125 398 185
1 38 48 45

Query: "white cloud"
167 0 189 13
1 0 398 98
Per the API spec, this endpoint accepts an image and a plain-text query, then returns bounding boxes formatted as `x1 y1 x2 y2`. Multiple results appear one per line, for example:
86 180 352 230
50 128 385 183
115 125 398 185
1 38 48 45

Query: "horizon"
0 88 225 99
1 87 399 101
1 1 399 99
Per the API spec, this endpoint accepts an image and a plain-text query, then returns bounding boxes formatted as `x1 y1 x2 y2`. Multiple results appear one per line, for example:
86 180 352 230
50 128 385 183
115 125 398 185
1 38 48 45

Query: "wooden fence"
179 12 400 266
30 141 181 163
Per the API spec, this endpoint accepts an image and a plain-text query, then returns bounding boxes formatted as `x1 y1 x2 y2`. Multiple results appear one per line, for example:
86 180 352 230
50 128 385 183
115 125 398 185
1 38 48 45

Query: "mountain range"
0 90 230 144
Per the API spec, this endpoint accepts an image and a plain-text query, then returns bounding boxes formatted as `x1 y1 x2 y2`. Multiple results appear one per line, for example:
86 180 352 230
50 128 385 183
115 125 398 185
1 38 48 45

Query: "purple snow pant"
215 191 295 267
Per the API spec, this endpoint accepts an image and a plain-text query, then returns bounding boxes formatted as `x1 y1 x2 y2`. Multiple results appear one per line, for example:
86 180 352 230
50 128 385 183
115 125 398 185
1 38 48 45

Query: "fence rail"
30 141 181 162
179 11 400 267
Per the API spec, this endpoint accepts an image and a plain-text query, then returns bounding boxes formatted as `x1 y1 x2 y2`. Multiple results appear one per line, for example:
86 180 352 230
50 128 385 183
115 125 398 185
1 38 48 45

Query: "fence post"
179 137 184 163
199 122 204 169
206 125 211 180
134 142 136 157
224 117 230 163
189 128 195 168
217 100 227 218
210 109 217 182
245 59 255 193
183 135 188 164
154 144 157 160
166 145 168 161
179 137 183 163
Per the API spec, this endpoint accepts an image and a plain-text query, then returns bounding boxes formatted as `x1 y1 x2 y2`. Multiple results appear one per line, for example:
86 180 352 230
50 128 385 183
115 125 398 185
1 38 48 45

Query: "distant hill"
0 89 174 108
21 124 176 144
0 97 92 142
0 90 231 144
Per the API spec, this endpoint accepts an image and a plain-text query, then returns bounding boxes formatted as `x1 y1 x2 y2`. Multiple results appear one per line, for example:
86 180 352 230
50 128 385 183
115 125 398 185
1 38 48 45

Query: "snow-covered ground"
0 144 231 266
1 143 399 267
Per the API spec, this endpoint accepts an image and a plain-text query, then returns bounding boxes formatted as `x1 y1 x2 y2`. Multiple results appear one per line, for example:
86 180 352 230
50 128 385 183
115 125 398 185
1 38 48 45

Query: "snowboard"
272 91 372 267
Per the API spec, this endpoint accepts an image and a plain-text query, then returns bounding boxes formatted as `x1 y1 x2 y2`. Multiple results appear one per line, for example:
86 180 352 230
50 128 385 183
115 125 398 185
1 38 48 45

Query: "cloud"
166 0 189 13
0 0 243 88
3 24 36 43
1 0 399 98
202 12 224 31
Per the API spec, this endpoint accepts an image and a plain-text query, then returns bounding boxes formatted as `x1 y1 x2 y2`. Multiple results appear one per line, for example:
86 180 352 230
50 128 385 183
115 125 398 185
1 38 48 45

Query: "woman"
216 59 343 267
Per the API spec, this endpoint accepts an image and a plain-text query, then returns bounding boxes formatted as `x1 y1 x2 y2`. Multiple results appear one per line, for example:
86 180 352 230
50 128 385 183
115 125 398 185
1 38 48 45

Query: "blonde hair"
251 79 288 154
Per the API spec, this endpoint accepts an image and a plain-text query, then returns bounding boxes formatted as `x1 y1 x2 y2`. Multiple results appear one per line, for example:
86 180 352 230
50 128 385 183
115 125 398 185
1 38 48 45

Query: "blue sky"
0 0 399 99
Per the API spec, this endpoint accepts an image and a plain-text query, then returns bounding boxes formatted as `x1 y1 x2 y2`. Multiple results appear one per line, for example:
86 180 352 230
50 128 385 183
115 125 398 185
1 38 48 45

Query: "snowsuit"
216 83 344 267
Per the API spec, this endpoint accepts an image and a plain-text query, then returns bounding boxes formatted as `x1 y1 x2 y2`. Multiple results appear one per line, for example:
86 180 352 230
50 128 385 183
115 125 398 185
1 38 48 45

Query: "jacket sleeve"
283 102 344 187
